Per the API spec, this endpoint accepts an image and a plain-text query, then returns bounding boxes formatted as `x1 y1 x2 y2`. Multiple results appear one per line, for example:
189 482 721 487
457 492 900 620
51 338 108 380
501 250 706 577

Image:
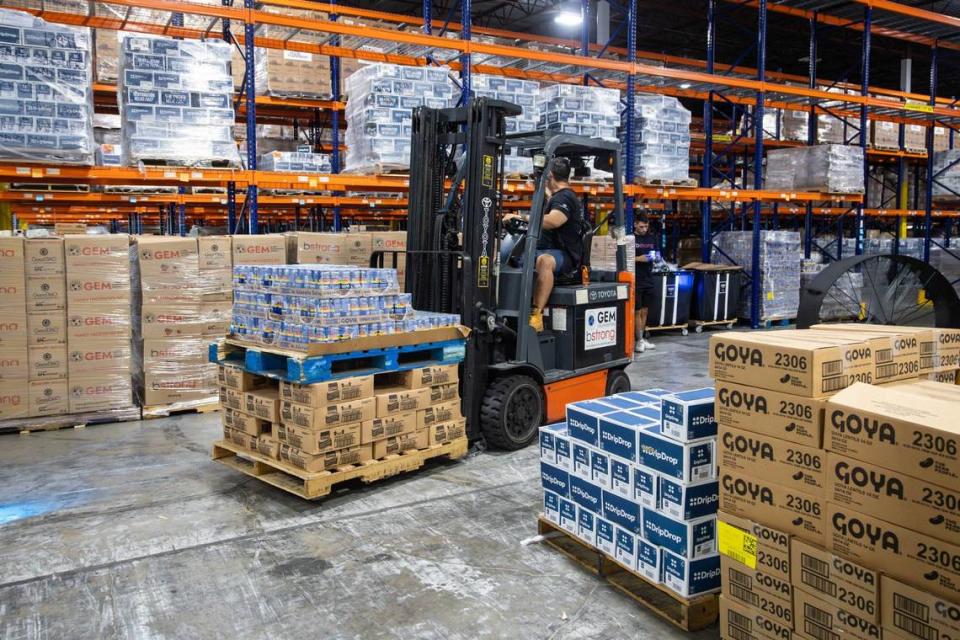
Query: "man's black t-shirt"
635 232 658 288
537 187 584 265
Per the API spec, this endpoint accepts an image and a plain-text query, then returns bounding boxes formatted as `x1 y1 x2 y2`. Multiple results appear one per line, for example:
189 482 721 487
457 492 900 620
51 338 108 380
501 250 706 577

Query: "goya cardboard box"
719 468 826 547
826 382 960 489
714 380 825 449
793 587 881 640
719 425 826 496
397 364 458 388
718 511 793 609
810 325 927 380
881 575 960 640
374 385 431 416
661 387 717 441
709 331 874 397
719 595 793 640
810 324 940 374
790 537 880 622
643 508 718 558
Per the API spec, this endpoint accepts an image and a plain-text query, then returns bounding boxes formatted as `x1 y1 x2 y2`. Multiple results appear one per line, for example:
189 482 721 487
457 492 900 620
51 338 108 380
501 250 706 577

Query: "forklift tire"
605 368 631 396
480 375 544 450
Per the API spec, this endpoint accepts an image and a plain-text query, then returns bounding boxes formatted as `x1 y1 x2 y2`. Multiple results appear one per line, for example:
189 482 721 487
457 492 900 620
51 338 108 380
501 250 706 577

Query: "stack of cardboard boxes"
0 238 29 419
540 386 722 600
25 239 68 418
286 231 408 288
709 326 960 640
219 363 466 472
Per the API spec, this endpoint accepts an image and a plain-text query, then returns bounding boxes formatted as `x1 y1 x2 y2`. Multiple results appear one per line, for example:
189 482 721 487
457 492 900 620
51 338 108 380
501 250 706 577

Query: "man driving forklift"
503 157 585 333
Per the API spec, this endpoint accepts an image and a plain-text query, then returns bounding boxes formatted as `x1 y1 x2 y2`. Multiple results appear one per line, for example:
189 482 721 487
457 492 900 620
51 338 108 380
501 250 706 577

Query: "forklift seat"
555 225 594 285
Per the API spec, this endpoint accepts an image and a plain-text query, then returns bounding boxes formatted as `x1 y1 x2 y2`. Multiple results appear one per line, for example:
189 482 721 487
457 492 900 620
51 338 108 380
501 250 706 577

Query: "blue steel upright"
625 0 636 230
803 14 817 259
700 0 716 263
855 6 871 256
244 0 258 234
460 0 471 103
331 0 342 231
750 0 767 329
924 45 938 264
221 0 237 234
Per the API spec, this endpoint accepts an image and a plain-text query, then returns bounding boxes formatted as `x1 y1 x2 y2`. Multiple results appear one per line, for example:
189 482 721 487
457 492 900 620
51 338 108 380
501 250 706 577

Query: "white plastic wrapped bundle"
537 83 620 141
472 74 541 177
932 150 960 200
620 94 691 183
765 145 864 193
0 9 95 164
715 230 802 320
118 35 240 167
343 63 454 173
259 151 332 173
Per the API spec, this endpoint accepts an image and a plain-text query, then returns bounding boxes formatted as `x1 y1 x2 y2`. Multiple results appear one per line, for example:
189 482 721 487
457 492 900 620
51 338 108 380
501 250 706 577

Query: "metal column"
221 1 237 234
924 45 938 264
625 0 636 230
750 0 766 329
460 0 471 102
244 0 258 233
855 6 871 255
331 0 342 231
700 0 715 263
803 14 817 259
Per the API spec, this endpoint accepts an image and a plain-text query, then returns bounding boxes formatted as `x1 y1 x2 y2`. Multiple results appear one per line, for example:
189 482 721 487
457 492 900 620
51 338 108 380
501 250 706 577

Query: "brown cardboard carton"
428 383 460 406
0 237 25 274
255 435 280 460
372 430 428 459
24 238 64 276
143 338 210 366
922 369 957 384
221 407 271 437
232 234 286 265
68 373 132 412
826 382 960 489
279 375 374 406
26 276 66 311
719 468 827 546
275 421 362 455
890 378 960 400
715 381 825 448
0 378 28 419
810 324 935 374
244 388 280 423
717 511 792 610
416 400 464 430
709 332 874 397
807 328 923 382
0 274 26 305
291 232 350 265
278 442 373 472
827 504 960 602
0 311 27 348
53 222 86 235
718 425 826 496
134 237 199 276
63 234 129 268
398 364 459 389
426 418 467 446
719 596 794 640
66 305 131 340
139 304 207 339
0 348 28 380
343 233 373 267
881 575 960 640
28 379 68 417
219 387 244 411
142 372 216 405
139 279 201 305
360 412 417 443
198 236 232 270
826 452 960 545
217 364 272 391
793 587 881 640
67 339 131 376
280 396 376 429
66 272 131 304
371 231 407 255
28 345 67 380
225 427 258 451
27 311 66 345
812 323 960 373
375 385 432 416
790 538 880 622
720 559 795 630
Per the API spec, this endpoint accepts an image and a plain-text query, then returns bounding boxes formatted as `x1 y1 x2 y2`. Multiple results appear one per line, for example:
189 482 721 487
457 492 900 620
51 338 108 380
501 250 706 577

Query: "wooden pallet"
646 323 689 336
136 158 239 169
635 177 698 188
536 517 719 632
689 318 737 333
142 400 220 420
9 183 90 193
211 437 469 499
1 407 141 435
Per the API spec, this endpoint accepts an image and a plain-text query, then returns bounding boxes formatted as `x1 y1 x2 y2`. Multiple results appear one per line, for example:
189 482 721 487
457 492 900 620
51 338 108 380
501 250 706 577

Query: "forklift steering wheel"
503 216 529 236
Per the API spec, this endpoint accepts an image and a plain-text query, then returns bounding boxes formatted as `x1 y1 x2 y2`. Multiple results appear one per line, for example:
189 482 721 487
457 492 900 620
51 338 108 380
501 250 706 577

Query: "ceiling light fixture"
679 82 692 89
554 10 582 26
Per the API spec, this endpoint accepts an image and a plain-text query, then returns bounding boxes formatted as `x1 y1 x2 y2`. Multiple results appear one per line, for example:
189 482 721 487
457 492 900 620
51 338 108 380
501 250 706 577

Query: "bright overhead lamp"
554 10 583 26
679 82 692 89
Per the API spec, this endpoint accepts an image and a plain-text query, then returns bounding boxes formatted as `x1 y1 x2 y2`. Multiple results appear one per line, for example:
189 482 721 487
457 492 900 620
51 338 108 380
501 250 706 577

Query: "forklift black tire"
605 368 631 396
480 375 544 450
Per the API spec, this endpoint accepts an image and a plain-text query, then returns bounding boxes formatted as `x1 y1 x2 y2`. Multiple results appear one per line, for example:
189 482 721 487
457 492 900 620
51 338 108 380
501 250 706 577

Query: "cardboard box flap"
829 382 960 435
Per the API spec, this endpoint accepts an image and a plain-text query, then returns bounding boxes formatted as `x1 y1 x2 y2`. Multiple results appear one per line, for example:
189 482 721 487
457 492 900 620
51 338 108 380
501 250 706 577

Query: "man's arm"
542 209 568 230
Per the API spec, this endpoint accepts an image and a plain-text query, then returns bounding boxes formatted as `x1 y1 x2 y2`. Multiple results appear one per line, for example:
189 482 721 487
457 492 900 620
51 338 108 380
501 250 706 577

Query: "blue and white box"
597 395 646 412
661 549 721 598
599 410 654 464
540 462 570 498
614 528 637 568
566 399 619 447
539 422 565 464
590 448 612 488
661 387 717 442
630 405 662 424
633 465 659 509
609 457 633 498
569 475 602 514
658 476 719 521
636 537 661 583
572 442 592 480
558 497 578 533
596 517 616 556
576 506 597 546
543 490 560 525
554 430 572 472
619 388 671 404
642 508 717 559
601 489 643 534
640 424 716 482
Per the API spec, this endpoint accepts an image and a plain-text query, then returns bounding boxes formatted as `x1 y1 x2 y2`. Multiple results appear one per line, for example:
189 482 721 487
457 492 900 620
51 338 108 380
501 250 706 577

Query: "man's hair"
549 157 571 182
635 213 650 224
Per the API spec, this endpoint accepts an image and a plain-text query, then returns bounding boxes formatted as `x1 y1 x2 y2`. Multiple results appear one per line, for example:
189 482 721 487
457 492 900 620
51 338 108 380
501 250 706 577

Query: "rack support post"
701 0 716 263
750 0 767 329
244 0 258 234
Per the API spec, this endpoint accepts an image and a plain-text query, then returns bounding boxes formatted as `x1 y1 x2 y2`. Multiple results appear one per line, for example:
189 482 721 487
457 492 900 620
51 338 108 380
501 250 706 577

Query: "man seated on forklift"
504 157 585 333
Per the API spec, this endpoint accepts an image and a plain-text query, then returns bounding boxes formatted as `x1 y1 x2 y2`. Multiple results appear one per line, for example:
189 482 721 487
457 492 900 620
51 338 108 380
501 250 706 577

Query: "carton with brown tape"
68 373 132 413
279 375 374 407
718 425 826 495
372 430 428 458
417 399 464 430
0 379 28 419
826 382 960 489
881 575 960 640
28 345 67 380
244 388 280 423
280 396 376 429
63 234 129 268
278 442 373 472
426 418 466 445
360 412 417 443
24 238 63 276
28 379 68 417
714 380 825 448
221 407 271 437
790 537 880 622
717 511 793 610
719 468 827 546
375 386 431 416
275 421 362 455
719 596 794 640
27 311 66 345
793 587 881 640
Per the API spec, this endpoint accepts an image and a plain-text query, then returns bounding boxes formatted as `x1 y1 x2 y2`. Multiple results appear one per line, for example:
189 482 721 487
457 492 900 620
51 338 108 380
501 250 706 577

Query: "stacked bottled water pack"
765 145 864 193
621 94 691 183
538 84 620 141
230 264 458 348
715 231 802 320
472 73 540 177
258 150 332 173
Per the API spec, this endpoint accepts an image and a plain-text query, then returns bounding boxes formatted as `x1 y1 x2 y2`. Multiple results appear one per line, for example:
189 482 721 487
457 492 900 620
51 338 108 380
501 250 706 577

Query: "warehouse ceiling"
341 0 960 96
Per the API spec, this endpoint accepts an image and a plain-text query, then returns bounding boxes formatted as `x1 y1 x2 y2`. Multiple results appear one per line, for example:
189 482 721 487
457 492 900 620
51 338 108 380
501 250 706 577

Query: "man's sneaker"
529 308 544 333
634 341 645 354
642 339 656 350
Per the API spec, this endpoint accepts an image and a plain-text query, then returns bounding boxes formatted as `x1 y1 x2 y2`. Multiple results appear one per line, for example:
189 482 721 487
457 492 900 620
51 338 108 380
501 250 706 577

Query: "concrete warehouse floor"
0 332 717 640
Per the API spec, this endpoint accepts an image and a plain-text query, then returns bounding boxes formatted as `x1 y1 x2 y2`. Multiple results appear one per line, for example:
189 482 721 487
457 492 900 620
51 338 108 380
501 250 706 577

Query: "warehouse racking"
2 0 960 326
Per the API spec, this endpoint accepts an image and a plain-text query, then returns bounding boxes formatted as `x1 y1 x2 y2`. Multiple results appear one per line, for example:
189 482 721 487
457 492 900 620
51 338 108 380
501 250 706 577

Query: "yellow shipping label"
718 519 757 569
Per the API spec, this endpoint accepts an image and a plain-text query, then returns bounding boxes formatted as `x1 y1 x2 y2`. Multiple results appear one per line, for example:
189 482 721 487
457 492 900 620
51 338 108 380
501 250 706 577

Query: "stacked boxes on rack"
715 230 802 321
621 94 692 183
259 151 332 173
117 35 239 167
537 84 619 141
472 74 540 177
343 63 455 173
0 9 96 164
287 231 409 288
540 387 722 599
765 145 865 194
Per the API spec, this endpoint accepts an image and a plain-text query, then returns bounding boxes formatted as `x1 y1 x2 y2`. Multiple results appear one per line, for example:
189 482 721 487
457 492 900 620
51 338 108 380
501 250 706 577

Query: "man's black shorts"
636 282 654 309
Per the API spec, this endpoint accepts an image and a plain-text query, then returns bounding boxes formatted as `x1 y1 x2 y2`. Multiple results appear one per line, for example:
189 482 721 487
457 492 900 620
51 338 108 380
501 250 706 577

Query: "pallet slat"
142 400 221 420
536 517 719 632
1 407 141 435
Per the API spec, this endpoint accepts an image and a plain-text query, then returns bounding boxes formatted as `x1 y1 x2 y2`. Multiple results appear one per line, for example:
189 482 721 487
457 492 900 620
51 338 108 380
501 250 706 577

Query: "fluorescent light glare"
679 82 692 89
554 10 582 26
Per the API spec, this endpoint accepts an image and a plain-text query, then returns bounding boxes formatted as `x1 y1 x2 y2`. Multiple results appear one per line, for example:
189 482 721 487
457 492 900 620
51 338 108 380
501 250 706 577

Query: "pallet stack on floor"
709 325 960 640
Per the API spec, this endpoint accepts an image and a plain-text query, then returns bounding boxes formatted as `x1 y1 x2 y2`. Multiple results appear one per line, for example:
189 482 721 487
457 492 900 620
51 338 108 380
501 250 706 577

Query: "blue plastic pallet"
210 338 466 384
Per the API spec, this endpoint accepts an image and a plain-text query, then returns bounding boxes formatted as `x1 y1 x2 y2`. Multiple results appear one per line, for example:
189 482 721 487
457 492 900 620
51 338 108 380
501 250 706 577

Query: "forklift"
373 98 635 449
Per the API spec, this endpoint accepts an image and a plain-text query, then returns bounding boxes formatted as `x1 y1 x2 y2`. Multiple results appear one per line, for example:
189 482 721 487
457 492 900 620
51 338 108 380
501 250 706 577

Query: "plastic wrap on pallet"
765 145 864 194
117 34 240 167
715 230 801 321
537 83 620 141
0 9 95 164
620 94 691 183
932 150 960 200
930 240 960 299
258 151 332 173
473 74 539 177
343 63 455 174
